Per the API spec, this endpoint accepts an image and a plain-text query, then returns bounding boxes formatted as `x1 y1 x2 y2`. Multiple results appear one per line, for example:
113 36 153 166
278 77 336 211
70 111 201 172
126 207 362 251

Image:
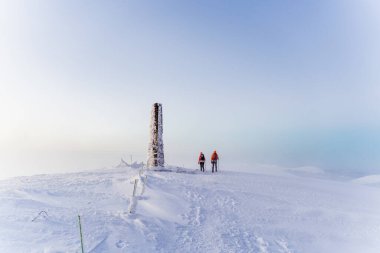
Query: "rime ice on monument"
147 103 164 168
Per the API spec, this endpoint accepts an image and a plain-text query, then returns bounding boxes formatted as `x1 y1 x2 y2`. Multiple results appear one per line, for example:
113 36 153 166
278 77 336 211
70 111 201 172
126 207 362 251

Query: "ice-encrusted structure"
147 103 164 168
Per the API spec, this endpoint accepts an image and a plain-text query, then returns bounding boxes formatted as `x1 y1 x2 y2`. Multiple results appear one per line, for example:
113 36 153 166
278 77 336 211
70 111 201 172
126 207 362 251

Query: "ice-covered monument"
147 103 165 168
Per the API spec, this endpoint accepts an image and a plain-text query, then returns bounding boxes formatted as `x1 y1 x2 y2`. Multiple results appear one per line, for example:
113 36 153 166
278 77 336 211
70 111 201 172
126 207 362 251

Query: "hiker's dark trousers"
199 162 205 172
211 161 217 173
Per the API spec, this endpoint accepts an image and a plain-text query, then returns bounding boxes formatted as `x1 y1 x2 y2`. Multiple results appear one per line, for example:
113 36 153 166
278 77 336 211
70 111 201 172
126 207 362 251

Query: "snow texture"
147 103 164 168
1 167 380 252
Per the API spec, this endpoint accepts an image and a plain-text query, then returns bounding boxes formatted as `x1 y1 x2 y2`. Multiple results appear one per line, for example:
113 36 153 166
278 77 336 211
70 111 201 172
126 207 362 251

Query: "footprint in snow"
256 237 269 253
276 239 292 253
116 240 127 248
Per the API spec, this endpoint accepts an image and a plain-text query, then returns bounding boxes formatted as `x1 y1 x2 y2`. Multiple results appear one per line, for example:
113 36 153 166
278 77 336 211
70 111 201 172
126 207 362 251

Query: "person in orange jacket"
211 150 219 173
198 152 206 172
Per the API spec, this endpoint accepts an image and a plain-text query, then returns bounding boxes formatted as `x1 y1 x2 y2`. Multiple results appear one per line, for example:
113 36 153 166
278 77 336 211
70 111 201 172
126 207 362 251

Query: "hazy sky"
1 0 380 178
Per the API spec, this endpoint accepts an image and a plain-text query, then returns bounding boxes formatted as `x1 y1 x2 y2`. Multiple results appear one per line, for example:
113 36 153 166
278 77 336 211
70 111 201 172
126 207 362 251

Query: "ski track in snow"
169 173 287 253
1 167 380 252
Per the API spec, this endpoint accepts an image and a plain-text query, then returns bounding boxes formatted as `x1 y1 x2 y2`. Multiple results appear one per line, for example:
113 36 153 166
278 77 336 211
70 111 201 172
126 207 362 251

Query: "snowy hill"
352 175 380 188
1 167 380 253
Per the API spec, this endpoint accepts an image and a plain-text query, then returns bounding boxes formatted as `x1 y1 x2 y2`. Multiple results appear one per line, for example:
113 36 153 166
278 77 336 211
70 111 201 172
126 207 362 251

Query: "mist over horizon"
1 0 380 179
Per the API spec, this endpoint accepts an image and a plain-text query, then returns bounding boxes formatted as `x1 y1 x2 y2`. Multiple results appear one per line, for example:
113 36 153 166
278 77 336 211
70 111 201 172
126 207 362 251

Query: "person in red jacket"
198 152 206 172
211 150 219 173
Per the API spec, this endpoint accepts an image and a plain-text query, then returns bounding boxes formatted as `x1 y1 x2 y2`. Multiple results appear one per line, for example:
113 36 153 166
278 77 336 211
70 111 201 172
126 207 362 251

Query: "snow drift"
0 166 380 252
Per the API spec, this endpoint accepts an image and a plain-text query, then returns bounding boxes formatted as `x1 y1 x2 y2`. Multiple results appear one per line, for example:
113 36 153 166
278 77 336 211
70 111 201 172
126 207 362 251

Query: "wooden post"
132 179 138 197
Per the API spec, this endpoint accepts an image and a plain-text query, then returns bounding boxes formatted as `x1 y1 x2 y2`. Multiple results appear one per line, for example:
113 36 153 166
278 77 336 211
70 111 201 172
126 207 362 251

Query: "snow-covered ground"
1 166 380 253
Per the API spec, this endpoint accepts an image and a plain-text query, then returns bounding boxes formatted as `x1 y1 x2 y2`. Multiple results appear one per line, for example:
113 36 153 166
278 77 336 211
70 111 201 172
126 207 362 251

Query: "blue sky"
0 0 379 178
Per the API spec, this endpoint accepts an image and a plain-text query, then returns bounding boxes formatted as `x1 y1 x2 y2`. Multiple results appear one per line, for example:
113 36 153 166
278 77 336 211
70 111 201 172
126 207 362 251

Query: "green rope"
78 215 84 253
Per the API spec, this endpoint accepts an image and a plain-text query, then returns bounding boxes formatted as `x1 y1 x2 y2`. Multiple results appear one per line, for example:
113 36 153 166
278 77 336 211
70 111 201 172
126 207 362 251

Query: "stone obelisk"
147 103 164 168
